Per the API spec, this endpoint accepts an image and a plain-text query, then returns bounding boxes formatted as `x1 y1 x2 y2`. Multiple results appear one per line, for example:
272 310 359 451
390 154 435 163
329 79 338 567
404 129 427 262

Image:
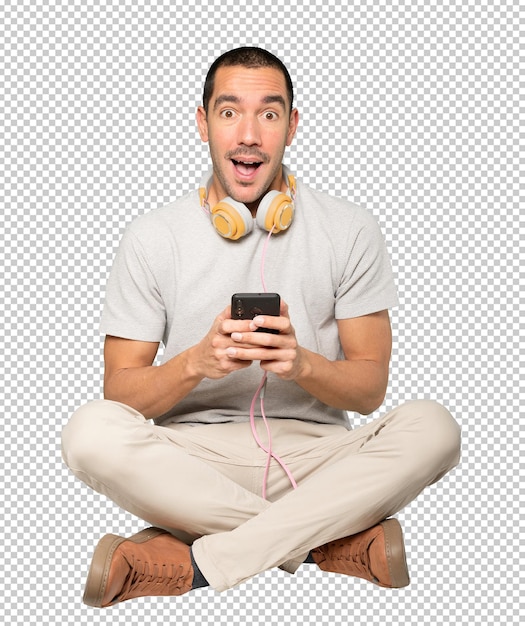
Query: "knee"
61 399 138 474
400 399 461 474
61 400 105 473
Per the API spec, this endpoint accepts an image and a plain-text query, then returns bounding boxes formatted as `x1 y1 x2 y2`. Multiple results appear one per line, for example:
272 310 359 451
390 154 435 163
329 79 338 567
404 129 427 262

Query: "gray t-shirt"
100 176 399 427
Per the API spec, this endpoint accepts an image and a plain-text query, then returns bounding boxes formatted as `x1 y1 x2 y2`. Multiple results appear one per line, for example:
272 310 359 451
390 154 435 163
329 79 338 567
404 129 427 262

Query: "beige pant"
61 399 460 592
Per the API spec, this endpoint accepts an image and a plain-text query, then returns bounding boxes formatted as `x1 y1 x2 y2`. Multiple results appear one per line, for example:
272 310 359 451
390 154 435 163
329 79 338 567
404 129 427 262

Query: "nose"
237 114 262 146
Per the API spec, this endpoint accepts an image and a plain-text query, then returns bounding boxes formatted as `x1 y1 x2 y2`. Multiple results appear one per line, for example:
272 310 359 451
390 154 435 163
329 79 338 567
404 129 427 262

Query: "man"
62 47 460 607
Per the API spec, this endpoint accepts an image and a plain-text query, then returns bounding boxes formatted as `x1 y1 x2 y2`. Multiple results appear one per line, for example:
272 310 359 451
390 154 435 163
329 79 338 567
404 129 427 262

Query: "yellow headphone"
199 171 296 240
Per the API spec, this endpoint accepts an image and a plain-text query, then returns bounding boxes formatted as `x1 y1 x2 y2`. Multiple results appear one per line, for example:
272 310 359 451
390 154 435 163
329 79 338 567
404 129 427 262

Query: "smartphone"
231 293 281 333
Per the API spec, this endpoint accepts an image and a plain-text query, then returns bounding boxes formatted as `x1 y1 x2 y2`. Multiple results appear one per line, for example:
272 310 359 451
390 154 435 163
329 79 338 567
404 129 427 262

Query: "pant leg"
192 399 461 591
62 399 352 576
61 399 272 543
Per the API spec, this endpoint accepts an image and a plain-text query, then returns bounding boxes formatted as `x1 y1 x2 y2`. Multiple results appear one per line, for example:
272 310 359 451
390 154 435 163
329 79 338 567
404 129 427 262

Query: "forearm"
103 307 256 419
290 347 388 415
104 346 204 420
229 308 391 414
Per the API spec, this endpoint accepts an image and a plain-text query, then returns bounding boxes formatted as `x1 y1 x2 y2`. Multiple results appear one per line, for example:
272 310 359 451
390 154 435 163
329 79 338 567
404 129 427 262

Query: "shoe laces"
323 532 378 581
119 555 189 599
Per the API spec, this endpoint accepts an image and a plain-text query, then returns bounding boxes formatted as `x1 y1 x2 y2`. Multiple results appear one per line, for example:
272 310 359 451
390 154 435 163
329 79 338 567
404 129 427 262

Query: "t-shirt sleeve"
99 227 166 342
334 211 399 319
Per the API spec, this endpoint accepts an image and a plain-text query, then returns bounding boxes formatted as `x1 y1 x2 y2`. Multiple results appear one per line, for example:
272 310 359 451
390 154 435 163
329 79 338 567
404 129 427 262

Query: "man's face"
197 66 299 213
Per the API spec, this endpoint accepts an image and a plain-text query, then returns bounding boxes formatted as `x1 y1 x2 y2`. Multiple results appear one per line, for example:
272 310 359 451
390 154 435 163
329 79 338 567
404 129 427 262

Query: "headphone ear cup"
211 198 254 240
256 191 295 233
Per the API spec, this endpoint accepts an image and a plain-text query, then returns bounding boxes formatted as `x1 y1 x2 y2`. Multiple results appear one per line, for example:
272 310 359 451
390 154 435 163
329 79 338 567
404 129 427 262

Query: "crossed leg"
62 399 460 593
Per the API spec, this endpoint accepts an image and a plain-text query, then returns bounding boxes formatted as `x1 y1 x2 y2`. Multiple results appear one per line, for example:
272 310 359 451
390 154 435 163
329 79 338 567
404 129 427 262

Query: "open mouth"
231 159 263 177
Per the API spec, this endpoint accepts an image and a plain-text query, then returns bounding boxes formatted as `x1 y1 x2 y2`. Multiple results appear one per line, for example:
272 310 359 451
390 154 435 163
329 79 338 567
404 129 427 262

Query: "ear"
286 108 299 147
196 106 209 142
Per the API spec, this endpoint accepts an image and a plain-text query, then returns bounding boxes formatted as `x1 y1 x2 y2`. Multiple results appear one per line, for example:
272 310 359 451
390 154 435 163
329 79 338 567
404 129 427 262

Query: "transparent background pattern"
1 1 522 624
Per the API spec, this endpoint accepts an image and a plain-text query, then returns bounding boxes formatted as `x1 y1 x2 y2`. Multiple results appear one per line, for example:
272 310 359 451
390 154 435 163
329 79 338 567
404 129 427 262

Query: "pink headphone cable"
250 227 298 499
259 224 272 293
249 371 298 499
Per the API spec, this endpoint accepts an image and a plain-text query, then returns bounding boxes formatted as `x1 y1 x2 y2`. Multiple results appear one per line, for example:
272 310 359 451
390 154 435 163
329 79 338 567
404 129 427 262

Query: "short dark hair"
203 47 294 114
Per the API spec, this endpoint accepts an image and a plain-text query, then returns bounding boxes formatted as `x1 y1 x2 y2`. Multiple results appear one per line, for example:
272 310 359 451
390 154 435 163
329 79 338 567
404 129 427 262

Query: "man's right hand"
188 306 256 379
103 305 256 419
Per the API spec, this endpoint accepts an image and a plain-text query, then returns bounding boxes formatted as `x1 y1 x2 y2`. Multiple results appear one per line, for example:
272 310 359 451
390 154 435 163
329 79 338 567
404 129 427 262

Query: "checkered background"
1 0 522 624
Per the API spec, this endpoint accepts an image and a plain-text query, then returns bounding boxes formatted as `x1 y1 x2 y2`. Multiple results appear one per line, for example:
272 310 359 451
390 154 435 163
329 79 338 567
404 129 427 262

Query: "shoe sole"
83 527 167 607
380 518 410 588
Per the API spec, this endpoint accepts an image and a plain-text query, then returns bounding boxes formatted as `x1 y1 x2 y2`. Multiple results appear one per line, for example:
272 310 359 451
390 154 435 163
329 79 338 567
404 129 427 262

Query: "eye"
264 111 278 121
220 109 235 119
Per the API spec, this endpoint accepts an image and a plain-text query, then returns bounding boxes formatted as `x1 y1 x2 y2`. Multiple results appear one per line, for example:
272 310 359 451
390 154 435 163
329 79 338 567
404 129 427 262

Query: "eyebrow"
213 94 287 111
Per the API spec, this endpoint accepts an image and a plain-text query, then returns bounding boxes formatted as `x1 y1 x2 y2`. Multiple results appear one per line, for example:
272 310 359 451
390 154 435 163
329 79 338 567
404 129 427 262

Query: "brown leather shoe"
311 518 410 588
83 528 194 607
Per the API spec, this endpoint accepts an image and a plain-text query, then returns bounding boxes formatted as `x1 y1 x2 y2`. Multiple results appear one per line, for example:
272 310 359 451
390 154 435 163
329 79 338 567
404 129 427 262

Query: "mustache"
225 148 270 164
